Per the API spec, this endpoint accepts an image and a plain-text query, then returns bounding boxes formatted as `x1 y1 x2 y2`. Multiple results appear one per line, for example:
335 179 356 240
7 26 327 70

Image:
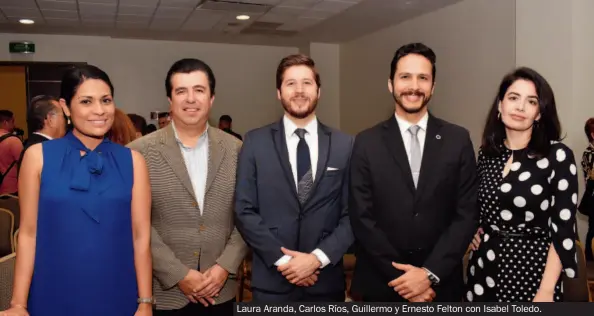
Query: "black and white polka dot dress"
465 142 579 302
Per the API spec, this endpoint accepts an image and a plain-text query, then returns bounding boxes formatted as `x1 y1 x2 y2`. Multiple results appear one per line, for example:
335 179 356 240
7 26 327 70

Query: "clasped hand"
388 262 435 302
178 265 228 307
277 247 321 287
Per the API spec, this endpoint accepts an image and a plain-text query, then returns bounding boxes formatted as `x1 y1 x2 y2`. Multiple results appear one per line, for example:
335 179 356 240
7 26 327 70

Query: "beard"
393 89 432 114
281 94 318 119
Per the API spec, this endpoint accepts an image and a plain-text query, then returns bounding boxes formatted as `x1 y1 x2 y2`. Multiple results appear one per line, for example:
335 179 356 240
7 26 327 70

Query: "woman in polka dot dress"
465 67 578 302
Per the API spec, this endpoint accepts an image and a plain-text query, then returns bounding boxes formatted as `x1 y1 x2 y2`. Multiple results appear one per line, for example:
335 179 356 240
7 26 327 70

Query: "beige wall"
310 43 340 129
516 0 594 243
0 33 298 136
339 0 516 148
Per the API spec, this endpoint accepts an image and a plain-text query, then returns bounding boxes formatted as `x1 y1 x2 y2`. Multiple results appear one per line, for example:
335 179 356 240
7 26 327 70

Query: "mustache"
400 90 425 97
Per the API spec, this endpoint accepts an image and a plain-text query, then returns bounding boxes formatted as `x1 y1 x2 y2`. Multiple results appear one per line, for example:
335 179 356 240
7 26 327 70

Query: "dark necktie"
295 128 313 204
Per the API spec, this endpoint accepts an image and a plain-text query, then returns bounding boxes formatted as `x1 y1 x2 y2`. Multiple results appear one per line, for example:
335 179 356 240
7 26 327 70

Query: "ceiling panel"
45 17 80 26
240 0 282 5
159 0 203 8
117 14 151 23
150 17 185 30
118 5 156 16
37 1 78 11
153 6 191 19
268 6 306 16
41 9 79 19
117 21 149 29
311 0 357 13
119 0 159 5
279 0 321 8
78 0 118 4
0 0 38 8
78 3 117 15
1 7 42 18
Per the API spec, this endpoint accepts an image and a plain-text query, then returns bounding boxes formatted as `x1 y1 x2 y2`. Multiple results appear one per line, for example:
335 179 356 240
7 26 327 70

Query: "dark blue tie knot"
295 128 307 140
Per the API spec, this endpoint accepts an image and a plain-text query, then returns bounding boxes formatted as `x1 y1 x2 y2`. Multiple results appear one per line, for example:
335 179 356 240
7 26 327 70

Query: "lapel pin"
436 135 441 140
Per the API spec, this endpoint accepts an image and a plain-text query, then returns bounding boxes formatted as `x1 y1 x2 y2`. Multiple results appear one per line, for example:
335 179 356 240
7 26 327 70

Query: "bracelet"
10 302 27 309
137 297 156 305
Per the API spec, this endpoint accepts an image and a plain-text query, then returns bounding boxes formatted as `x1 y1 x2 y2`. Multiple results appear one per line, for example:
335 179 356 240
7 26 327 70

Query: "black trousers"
153 300 234 316
252 288 344 303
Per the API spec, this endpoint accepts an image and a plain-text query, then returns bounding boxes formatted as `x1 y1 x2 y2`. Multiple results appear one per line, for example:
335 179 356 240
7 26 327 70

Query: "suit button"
192 201 198 208
199 225 206 231
193 251 199 257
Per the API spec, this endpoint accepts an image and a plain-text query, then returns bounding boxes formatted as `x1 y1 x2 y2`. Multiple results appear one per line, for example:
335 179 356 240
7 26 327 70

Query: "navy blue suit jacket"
235 119 354 294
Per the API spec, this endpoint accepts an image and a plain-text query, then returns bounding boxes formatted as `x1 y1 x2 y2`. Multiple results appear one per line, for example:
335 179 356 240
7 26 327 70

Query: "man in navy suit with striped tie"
235 54 354 302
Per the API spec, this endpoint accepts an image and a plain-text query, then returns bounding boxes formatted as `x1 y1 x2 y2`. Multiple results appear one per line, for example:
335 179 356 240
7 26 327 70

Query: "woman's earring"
497 112 501 120
67 116 71 125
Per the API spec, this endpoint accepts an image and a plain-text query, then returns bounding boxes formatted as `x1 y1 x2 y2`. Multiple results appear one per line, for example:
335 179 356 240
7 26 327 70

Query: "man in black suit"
235 54 354 302
18 95 67 168
349 43 478 302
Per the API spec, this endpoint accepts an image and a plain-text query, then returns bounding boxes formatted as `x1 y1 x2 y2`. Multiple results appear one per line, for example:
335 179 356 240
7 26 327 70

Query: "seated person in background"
128 113 148 138
218 114 242 140
158 111 170 129
19 95 67 169
109 108 138 145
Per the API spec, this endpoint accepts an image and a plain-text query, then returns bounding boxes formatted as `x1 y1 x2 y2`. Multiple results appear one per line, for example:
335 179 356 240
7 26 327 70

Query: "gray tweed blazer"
128 124 248 310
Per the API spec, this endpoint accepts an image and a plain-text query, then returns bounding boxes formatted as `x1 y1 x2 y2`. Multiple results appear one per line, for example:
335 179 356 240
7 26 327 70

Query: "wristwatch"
423 268 440 286
137 297 156 305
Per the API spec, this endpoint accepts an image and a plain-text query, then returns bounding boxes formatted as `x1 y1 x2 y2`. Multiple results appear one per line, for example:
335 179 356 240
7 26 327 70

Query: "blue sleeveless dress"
28 132 138 315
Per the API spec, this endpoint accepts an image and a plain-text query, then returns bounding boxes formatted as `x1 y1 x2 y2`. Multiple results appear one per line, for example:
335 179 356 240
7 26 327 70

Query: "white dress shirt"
33 132 53 140
394 112 429 165
172 121 209 216
274 115 330 269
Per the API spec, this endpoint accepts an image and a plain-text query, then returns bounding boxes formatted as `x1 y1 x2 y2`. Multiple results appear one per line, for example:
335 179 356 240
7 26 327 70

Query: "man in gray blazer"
235 54 354 302
128 58 247 315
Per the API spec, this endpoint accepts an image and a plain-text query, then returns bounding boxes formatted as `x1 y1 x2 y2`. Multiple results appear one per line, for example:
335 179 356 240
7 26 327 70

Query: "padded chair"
0 253 16 310
0 209 14 258
0 195 19 232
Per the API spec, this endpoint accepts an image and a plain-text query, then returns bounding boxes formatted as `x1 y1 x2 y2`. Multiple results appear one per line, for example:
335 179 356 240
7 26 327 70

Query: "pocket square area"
327 167 339 171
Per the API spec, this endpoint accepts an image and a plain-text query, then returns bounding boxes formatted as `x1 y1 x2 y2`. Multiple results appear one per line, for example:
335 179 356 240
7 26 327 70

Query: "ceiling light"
19 19 35 25
236 15 250 21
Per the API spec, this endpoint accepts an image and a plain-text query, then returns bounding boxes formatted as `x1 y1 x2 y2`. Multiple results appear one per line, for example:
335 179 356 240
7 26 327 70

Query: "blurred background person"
109 108 138 145
0 110 23 195
218 114 241 140
579 117 594 260
128 113 148 138
19 95 67 168
158 112 170 129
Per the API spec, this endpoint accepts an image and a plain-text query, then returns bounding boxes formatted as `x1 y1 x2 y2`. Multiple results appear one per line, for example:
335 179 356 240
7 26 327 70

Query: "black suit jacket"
235 119 354 295
349 114 479 302
18 133 50 171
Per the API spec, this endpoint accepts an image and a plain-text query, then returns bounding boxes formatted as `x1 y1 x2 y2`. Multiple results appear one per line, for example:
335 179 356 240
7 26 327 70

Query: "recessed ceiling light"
19 19 35 25
236 15 250 20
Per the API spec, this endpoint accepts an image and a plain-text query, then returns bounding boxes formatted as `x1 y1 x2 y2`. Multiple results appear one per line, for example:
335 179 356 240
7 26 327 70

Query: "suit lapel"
271 120 299 202
206 129 225 194
302 122 331 209
382 116 415 192
415 115 444 200
159 124 197 202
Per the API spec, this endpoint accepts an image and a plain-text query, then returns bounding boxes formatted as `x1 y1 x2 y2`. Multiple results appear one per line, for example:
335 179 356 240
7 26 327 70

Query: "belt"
484 226 548 241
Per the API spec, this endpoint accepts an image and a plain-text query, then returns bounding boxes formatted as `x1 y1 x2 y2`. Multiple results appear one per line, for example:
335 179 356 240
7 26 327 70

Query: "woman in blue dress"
3 65 153 315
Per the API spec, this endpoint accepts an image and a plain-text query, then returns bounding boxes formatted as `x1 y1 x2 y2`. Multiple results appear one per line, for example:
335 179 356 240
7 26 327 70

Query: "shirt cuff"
423 267 440 284
311 248 331 268
274 255 292 266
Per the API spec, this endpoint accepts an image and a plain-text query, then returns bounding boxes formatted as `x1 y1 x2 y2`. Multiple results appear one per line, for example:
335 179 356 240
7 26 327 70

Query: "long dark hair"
481 67 562 158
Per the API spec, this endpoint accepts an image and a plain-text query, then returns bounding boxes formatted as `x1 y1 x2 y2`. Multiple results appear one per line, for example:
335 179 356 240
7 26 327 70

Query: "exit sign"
9 41 35 54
